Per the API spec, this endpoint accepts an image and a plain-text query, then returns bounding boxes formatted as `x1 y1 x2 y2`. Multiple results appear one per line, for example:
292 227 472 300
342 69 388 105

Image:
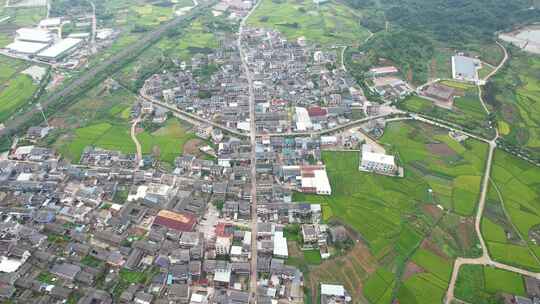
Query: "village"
1 0 540 302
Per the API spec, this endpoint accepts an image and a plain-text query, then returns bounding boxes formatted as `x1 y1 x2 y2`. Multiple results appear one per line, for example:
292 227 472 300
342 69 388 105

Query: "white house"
359 144 396 174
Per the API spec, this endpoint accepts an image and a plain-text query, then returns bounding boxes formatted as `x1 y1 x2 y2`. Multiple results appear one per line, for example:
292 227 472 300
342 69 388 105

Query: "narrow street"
237 2 261 301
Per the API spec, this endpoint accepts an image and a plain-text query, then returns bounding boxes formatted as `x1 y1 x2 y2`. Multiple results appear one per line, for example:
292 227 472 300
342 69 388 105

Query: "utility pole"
36 103 50 127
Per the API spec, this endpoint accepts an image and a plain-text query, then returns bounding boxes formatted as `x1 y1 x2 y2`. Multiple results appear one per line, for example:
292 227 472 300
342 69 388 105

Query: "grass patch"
455 265 525 304
295 121 487 256
0 74 38 123
485 49 540 160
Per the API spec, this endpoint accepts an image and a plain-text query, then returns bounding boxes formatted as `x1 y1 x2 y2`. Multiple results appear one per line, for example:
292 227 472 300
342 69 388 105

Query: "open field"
481 149 540 271
295 121 488 303
0 53 38 124
455 265 526 303
485 49 540 160
0 6 46 26
247 0 370 46
137 118 197 164
158 17 219 60
0 73 38 123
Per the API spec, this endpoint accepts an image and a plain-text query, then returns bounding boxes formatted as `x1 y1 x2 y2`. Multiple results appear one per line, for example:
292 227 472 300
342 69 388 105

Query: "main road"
237 1 261 302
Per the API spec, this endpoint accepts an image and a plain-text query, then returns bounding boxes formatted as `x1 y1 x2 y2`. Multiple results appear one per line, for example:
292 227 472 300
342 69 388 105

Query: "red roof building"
308 106 327 117
153 210 196 232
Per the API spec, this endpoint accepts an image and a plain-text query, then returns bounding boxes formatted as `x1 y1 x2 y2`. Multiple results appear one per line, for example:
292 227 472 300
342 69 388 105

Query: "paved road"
340 46 347 72
262 112 401 137
237 2 261 301
482 41 509 82
443 40 540 304
139 90 249 138
0 3 206 139
477 41 509 114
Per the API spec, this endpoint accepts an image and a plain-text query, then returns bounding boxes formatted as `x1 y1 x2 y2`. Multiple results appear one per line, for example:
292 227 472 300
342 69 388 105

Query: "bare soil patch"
307 242 375 304
49 118 70 129
427 143 457 157
457 219 474 250
184 138 203 155
422 204 444 221
403 261 425 280
421 239 449 259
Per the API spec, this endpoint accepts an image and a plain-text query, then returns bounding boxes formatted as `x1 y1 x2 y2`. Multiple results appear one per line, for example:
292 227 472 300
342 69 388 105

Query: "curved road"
130 115 143 168
443 40 540 304
477 41 509 114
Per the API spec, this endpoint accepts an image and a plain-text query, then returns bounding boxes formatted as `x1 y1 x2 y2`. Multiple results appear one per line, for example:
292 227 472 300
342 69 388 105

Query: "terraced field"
481 149 540 271
455 265 526 304
485 49 540 160
295 120 488 303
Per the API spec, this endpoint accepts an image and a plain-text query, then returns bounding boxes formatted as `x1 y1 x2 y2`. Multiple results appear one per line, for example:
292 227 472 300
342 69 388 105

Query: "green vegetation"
0 6 47 26
51 82 196 164
117 13 225 90
37 271 55 284
158 17 219 59
364 268 395 304
482 149 540 271
303 250 322 265
0 56 38 124
400 82 490 136
137 118 197 164
114 268 159 300
247 0 371 46
346 0 536 44
397 273 447 304
119 269 149 284
296 121 488 303
344 0 517 85
296 121 486 255
411 249 452 282
455 265 526 303
485 48 540 161
484 267 526 295
81 255 104 268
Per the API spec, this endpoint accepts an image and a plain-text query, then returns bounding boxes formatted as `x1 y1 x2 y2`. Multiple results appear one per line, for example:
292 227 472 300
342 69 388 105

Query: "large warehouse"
5 40 48 54
36 38 83 61
153 209 197 232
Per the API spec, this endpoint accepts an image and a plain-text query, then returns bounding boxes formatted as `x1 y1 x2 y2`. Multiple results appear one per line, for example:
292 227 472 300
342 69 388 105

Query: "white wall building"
295 107 313 131
273 231 288 258
359 144 396 174
300 165 332 195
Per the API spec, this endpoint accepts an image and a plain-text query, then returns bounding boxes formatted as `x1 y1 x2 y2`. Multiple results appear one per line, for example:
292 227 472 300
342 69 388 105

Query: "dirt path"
130 115 142 168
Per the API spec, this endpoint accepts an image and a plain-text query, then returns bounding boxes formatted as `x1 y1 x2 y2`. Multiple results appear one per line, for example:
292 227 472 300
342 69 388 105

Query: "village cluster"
143 28 375 135
0 117 381 303
0 0 526 300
